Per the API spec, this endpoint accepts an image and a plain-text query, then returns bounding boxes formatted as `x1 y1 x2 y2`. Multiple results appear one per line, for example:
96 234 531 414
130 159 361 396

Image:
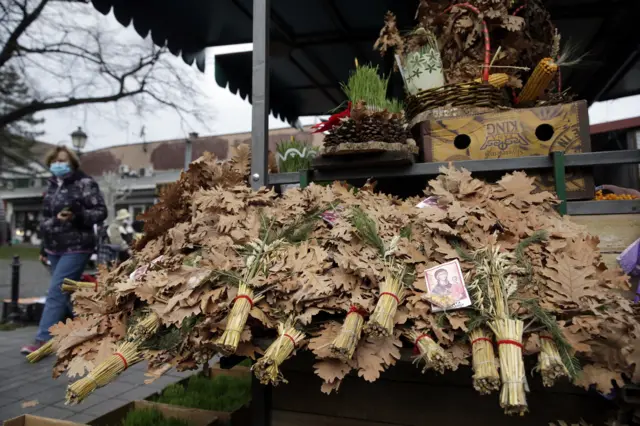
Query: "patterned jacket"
40 170 107 255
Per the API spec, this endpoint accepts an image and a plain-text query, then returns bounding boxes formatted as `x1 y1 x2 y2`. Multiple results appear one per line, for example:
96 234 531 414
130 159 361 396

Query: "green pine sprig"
520 298 581 379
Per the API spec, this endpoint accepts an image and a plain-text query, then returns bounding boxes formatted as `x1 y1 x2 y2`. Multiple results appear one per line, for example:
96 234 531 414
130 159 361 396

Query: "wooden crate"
415 101 594 200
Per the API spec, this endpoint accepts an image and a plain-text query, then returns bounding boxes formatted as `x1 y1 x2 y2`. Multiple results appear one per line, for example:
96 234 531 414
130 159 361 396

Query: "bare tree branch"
0 0 49 68
0 0 212 139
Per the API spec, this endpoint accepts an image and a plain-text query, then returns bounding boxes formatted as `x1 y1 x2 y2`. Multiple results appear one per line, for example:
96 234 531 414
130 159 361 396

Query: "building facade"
0 127 323 245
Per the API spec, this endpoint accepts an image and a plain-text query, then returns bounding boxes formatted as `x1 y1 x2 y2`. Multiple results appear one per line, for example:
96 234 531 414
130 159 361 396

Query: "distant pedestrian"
21 146 107 355
107 209 134 263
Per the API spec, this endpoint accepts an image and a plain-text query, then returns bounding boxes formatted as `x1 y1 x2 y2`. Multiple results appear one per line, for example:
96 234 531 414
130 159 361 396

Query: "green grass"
123 409 191 426
155 374 251 412
0 246 40 260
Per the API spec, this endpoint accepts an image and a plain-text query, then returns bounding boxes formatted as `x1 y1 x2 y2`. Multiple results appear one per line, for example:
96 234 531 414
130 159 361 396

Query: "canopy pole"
250 0 271 190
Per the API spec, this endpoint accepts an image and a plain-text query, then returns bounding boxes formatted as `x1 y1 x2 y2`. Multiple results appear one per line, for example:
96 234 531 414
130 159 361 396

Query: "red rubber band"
283 334 296 346
497 339 523 350
540 335 554 341
380 292 400 304
471 337 493 345
412 333 431 354
347 305 367 318
114 352 128 369
234 295 254 309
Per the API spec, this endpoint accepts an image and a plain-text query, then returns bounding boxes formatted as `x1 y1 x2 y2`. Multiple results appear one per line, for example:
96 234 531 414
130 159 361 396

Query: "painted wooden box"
415 100 594 200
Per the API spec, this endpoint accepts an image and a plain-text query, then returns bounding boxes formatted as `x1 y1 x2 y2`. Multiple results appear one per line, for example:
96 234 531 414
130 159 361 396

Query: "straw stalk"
330 305 367 361
407 329 452 374
470 328 500 394
253 322 305 386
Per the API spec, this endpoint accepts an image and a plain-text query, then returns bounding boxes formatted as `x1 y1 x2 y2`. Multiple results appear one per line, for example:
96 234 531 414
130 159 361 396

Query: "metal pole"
250 0 270 190
184 140 193 171
8 255 20 323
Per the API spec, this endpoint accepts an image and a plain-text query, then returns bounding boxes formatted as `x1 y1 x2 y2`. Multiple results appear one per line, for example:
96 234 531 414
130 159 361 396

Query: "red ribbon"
441 3 490 82
311 102 352 133
347 305 367 318
114 352 128 369
283 333 296 346
234 295 254 309
380 292 400 304
497 339 523 350
471 337 493 345
413 333 431 354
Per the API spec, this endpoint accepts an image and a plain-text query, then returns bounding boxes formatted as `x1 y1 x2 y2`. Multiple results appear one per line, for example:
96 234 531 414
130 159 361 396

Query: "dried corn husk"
407 329 452 374
330 305 367 361
470 328 500 394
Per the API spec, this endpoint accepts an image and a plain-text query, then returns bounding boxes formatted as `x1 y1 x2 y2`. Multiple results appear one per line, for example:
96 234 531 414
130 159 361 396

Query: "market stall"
30 0 640 425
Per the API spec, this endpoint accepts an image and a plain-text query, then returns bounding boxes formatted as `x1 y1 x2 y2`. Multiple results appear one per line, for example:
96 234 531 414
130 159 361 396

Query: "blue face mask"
50 162 71 177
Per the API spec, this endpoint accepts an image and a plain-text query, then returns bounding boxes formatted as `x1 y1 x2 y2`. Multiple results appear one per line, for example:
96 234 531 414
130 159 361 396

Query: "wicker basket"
405 81 510 122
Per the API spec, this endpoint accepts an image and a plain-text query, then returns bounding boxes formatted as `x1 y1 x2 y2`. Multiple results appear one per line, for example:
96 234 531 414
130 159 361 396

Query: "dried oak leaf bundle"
49 154 640 408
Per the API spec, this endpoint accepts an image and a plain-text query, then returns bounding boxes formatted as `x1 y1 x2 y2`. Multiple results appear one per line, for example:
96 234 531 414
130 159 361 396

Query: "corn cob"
475 73 509 89
518 58 558 103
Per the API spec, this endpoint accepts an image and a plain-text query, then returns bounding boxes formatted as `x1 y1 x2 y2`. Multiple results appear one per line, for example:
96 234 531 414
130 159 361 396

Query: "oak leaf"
575 364 621 394
541 254 599 307
313 359 351 385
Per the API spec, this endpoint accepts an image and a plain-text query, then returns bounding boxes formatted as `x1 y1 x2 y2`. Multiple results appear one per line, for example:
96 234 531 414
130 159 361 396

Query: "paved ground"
0 258 50 300
0 326 192 423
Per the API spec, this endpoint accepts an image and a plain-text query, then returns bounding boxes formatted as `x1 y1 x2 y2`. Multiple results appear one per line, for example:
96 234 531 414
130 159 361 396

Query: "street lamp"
70 126 88 155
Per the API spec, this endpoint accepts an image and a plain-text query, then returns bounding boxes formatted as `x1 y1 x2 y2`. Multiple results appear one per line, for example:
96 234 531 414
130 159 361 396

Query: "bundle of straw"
253 322 305 386
330 305 367 361
26 339 55 363
407 329 452 374
468 246 527 415
127 312 161 343
216 283 264 355
66 341 143 404
536 334 569 387
470 328 500 394
364 268 405 338
61 278 97 292
490 318 527 415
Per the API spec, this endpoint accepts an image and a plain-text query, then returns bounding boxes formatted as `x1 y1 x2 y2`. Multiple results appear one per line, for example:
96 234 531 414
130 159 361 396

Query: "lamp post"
70 126 88 156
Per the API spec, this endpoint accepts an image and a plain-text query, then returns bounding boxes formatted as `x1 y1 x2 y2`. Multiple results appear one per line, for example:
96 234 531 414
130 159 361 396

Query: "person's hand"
39 254 47 263
57 210 73 221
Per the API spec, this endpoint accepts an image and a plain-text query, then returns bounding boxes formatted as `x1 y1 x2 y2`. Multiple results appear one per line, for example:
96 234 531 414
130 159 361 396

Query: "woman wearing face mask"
21 146 107 354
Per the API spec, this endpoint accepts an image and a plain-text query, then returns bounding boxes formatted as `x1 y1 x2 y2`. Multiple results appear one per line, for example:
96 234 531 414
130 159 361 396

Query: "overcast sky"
33 6 639 152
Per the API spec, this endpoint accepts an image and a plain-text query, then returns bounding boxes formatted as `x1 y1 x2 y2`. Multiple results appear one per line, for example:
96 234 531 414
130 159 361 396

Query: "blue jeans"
36 253 90 342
